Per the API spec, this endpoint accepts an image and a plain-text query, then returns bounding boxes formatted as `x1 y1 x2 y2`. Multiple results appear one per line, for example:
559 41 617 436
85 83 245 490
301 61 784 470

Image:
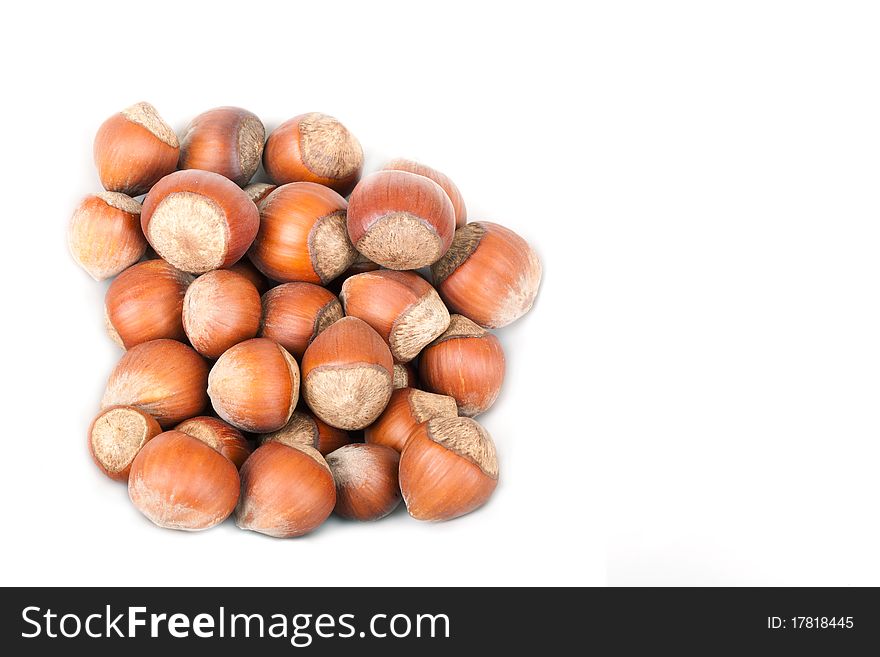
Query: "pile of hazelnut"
70 103 541 537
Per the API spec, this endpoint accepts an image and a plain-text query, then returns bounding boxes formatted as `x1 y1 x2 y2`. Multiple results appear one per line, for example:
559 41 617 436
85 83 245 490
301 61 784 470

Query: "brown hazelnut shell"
235 442 336 538
141 169 260 274
101 339 209 427
128 430 240 530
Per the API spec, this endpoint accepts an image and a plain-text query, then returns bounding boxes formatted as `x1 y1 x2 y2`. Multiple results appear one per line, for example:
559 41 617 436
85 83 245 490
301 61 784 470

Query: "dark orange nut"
179 107 266 186
260 282 342 359
228 257 272 294
364 387 457 453
141 170 260 274
243 183 277 208
418 315 505 417
104 260 193 350
382 158 467 228
392 362 417 389
326 443 401 521
400 417 498 521
235 442 336 538
68 193 147 280
88 406 162 482
248 182 356 284
340 270 450 363
128 430 240 531
431 222 542 329
260 409 352 456
207 338 299 433
93 102 179 196
347 170 455 270
175 416 252 469
263 112 363 196
101 339 209 427
301 316 393 430
183 269 262 359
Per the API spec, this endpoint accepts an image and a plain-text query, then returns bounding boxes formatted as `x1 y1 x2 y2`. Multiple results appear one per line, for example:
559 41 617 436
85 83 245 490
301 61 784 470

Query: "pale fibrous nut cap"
299 112 363 181
425 416 498 479
122 102 179 147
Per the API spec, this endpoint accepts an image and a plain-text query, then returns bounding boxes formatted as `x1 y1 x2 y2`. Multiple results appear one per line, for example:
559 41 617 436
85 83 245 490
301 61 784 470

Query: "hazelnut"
326 443 401 521
364 387 457 453
259 282 343 359
340 270 450 363
243 182 277 207
228 257 272 294
104 260 193 349
207 338 299 433
392 362 417 389
183 269 262 359
235 442 336 538
347 170 456 270
128 430 240 531
101 339 209 427
400 416 498 521
93 102 179 196
301 316 393 430
418 314 505 416
248 182 356 284
382 158 467 227
175 416 252 469
430 222 542 328
87 405 162 482
141 169 260 274
259 409 351 456
178 106 266 186
68 192 146 280
263 112 363 195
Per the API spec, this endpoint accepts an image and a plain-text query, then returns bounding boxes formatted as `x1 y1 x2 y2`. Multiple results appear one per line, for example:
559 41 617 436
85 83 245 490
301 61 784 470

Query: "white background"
1 1 879 587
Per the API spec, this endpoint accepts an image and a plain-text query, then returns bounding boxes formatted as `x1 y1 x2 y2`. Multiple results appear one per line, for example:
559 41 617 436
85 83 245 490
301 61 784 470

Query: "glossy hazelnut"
178 107 265 186
393 362 417 389
259 282 342 359
88 405 162 482
326 443 401 521
400 417 498 521
419 314 505 416
260 409 351 456
68 192 147 280
128 430 240 531
175 416 252 469
101 339 209 427
235 442 335 538
382 158 467 227
141 170 260 274
263 112 363 195
183 269 262 359
347 170 455 270
364 387 457 453
301 316 393 430
93 102 179 196
248 182 356 284
104 260 193 349
340 270 450 363
208 338 299 433
430 222 541 328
